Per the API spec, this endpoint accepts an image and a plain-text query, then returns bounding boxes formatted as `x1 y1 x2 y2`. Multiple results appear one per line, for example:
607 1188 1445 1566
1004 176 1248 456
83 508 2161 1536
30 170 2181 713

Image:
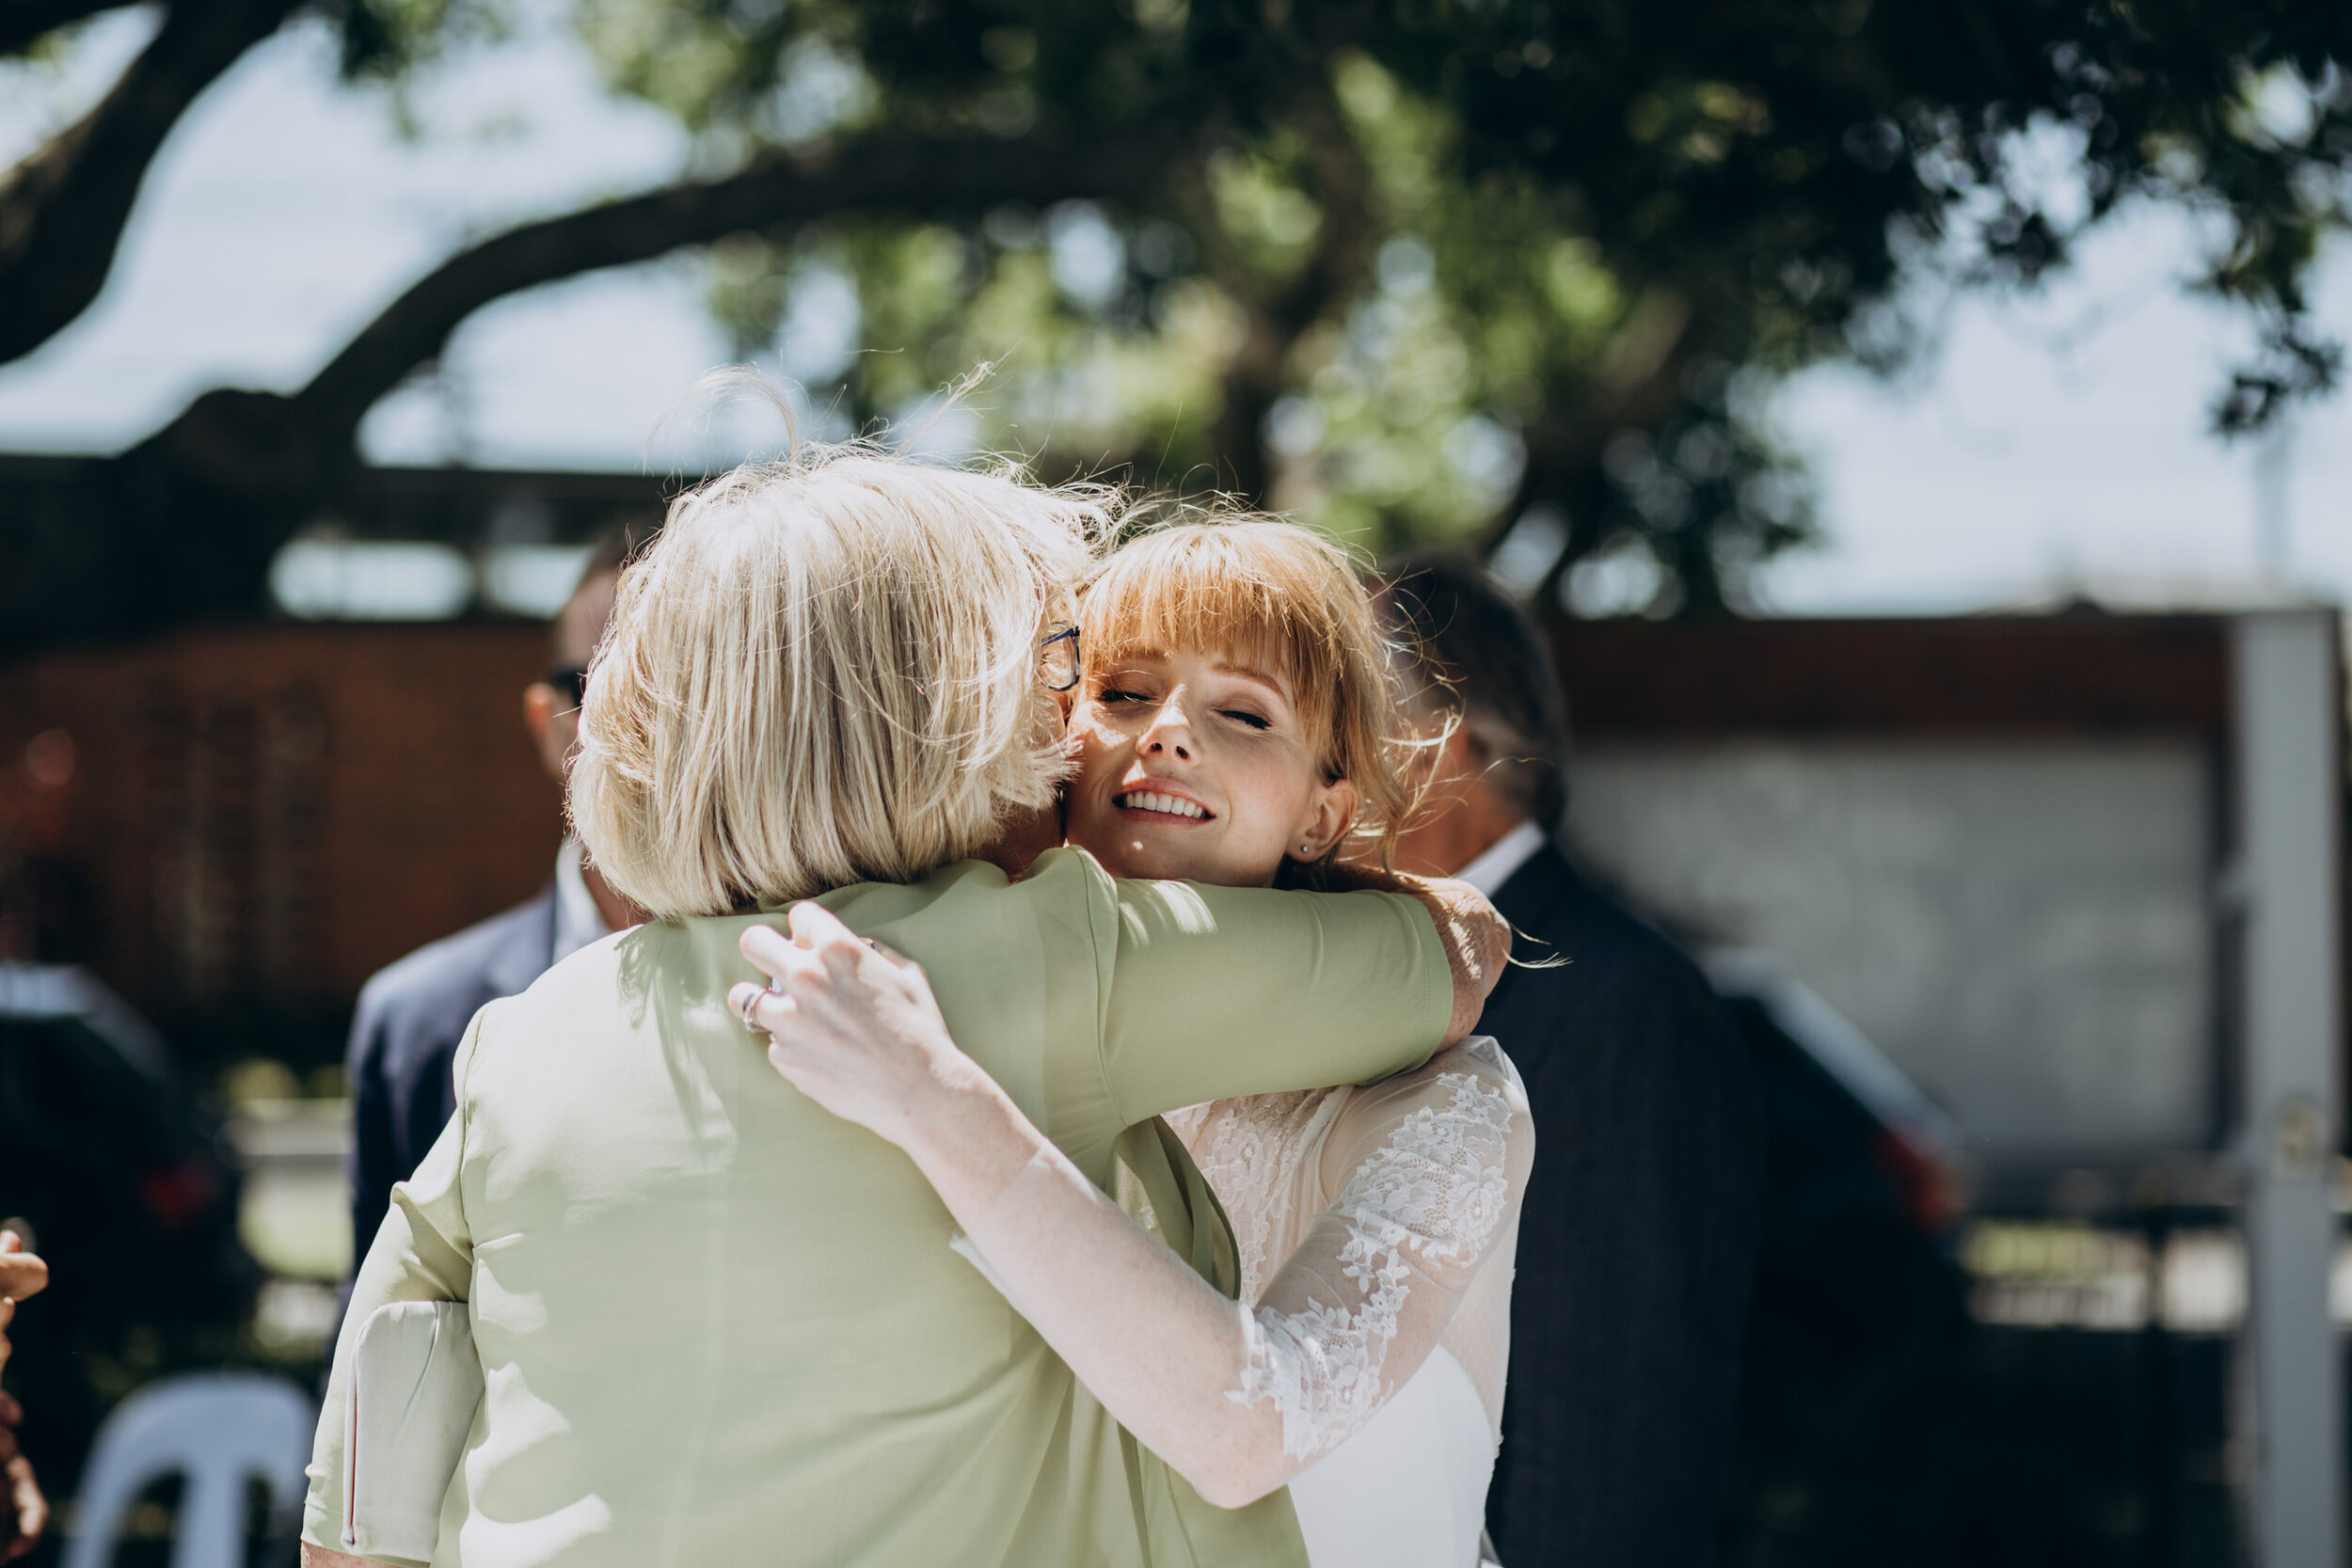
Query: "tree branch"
0 0 131 58
1193 72 1379 506
5 123 1190 655
1489 295 1703 620
0 0 303 365
291 126 1184 436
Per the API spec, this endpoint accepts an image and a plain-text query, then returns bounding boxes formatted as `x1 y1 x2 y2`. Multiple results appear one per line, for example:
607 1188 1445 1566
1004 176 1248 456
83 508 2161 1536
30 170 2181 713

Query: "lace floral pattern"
1170 1090 1340 1300
1227 1070 1517 1460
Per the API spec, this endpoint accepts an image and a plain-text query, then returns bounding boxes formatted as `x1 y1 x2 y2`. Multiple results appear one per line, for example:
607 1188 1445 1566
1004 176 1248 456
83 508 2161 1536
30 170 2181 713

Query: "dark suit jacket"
1483 842 1765 1568
344 888 556 1259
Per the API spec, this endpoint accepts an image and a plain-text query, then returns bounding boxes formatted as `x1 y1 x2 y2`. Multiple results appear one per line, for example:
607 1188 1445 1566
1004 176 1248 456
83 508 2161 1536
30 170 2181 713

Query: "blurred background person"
344 536 639 1264
0 1226 49 1563
1376 552 1764 1568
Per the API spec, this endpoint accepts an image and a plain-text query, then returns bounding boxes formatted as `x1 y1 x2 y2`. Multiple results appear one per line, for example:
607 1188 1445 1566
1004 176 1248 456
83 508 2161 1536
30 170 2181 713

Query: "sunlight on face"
1062 647 1356 887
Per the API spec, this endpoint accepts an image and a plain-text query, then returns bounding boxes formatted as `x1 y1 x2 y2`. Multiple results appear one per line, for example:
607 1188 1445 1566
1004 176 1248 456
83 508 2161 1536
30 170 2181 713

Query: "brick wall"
0 623 561 1057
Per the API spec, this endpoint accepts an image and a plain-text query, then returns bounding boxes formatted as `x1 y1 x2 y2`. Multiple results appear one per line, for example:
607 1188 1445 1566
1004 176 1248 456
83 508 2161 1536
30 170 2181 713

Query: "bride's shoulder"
1377 1037 1531 1119
1432 1036 1522 1086
1323 1037 1535 1193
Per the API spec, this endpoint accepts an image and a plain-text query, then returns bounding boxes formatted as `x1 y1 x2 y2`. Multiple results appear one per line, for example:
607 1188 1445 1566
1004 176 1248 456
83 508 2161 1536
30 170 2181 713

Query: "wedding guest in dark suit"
343 536 639 1261
1377 551 1765 1568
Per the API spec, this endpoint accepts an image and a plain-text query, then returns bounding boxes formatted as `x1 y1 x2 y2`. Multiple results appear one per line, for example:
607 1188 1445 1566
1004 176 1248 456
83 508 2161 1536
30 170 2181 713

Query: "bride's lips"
1111 780 1214 824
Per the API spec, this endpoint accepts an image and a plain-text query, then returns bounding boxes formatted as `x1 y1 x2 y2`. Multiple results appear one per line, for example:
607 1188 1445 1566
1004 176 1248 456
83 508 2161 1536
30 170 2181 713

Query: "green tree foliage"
3 0 2350 641
551 0 2352 614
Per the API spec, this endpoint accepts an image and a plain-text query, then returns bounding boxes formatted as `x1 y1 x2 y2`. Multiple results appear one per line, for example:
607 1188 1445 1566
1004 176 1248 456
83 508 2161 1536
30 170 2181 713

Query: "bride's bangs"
1077 519 1421 868
1080 524 1346 739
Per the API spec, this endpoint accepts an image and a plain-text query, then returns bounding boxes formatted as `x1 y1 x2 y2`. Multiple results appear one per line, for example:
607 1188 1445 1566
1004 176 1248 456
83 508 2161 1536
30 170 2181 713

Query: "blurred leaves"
14 0 2352 622
334 0 516 80
501 0 2351 615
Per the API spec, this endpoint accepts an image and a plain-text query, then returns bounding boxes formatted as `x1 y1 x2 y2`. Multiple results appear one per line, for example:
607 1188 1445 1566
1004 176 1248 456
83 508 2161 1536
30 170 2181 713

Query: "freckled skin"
1063 646 1357 888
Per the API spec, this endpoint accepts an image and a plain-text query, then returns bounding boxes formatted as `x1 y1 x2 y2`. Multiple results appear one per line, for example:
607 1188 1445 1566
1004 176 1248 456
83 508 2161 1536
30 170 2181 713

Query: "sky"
4 8 2349 617
1770 210 2352 614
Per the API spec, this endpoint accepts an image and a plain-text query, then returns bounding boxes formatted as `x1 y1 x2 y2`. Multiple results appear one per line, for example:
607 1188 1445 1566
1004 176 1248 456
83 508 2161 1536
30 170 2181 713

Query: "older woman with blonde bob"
737 519 1534 1568
300 445 1506 1568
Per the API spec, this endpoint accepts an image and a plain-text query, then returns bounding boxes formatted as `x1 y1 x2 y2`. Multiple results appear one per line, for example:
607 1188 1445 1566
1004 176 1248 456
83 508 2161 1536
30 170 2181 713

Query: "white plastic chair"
61 1371 315 1568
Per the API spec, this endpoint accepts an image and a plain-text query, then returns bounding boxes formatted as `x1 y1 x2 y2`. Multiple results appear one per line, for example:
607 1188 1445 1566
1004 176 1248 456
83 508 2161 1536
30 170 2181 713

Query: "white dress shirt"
551 836 612 965
1452 819 1548 898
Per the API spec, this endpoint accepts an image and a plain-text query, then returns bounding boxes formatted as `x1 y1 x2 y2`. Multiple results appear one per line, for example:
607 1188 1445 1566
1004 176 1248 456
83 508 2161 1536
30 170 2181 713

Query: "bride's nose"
1139 698 1195 762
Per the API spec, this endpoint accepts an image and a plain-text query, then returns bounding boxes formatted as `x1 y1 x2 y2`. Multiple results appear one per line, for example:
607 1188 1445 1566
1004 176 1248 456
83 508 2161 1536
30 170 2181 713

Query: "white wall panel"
1565 740 2214 1167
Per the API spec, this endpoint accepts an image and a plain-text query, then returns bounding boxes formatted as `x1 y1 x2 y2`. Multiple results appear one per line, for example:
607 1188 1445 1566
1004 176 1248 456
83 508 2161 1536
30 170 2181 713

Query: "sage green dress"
302 847 1454 1568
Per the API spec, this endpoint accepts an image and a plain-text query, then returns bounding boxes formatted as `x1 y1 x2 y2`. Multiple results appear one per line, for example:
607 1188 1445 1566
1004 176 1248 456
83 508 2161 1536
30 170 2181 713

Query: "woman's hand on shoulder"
733 905 979 1148
731 907 1043 1205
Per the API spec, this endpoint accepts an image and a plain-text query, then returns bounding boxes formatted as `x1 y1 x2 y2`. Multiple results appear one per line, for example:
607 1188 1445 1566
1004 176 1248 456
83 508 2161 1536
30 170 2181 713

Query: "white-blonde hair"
570 445 1113 919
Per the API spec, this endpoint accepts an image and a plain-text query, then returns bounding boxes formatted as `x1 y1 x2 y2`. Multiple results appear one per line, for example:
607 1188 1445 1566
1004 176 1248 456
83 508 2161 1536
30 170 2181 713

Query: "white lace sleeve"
1228 1038 1534 1462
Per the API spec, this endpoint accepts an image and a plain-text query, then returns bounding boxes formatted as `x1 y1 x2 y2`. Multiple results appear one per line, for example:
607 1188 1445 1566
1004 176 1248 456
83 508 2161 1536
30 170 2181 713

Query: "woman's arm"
1091 869 1508 1120
300 1021 481 1565
731 905 1532 1506
1316 865 1511 1050
736 903 1284 1502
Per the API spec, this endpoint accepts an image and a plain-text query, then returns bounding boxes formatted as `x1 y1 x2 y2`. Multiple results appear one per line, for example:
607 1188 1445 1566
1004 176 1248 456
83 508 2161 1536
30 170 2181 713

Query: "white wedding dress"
1166 1037 1532 1568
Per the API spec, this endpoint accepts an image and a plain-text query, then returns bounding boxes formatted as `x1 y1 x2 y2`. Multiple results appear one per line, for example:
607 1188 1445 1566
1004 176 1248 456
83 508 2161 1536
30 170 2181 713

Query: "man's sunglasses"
548 667 589 711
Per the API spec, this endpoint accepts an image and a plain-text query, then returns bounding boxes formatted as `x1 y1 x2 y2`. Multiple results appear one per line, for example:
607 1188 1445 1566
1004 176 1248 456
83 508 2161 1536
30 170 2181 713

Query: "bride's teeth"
1120 791 1203 818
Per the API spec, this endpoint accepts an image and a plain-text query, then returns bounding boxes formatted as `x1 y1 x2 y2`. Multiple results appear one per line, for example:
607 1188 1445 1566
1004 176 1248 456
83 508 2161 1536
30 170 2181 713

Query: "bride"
734 519 1533 1567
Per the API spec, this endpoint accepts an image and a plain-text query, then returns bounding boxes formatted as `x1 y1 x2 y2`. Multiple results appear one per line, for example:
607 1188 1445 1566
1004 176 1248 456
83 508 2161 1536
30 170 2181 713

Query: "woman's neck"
974 800 1065 881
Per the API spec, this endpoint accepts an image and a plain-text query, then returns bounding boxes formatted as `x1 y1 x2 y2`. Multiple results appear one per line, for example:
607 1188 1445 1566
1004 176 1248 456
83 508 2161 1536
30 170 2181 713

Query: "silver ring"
738 987 764 1032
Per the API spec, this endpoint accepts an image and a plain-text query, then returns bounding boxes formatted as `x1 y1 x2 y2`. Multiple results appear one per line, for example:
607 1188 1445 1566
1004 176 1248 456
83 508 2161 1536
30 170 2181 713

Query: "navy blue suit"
1483 843 1765 1568
344 888 555 1259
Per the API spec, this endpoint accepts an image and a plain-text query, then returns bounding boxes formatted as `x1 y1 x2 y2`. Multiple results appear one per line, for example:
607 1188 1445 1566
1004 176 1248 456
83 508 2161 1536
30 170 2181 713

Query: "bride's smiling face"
1064 646 1357 888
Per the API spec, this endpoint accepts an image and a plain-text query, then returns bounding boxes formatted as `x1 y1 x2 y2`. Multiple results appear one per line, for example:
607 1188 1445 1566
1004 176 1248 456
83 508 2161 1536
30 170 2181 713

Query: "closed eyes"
1095 686 1275 732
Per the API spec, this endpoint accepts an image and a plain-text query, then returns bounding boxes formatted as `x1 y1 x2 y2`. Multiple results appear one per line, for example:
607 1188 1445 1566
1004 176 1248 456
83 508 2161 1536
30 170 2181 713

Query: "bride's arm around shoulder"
732 907 1532 1507
1248 1037 1534 1463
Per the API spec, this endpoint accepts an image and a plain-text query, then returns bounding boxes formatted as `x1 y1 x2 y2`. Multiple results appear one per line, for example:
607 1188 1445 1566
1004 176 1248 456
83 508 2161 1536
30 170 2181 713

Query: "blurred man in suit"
344 537 638 1260
1377 552 1764 1568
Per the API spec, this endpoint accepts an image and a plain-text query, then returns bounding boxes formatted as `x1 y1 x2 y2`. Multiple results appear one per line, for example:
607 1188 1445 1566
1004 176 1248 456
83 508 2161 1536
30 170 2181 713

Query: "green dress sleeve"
1097 876 1454 1124
301 1004 483 1560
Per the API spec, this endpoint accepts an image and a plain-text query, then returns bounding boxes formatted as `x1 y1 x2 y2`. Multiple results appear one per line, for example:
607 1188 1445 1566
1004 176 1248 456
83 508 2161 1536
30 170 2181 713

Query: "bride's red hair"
1077 518 1423 874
